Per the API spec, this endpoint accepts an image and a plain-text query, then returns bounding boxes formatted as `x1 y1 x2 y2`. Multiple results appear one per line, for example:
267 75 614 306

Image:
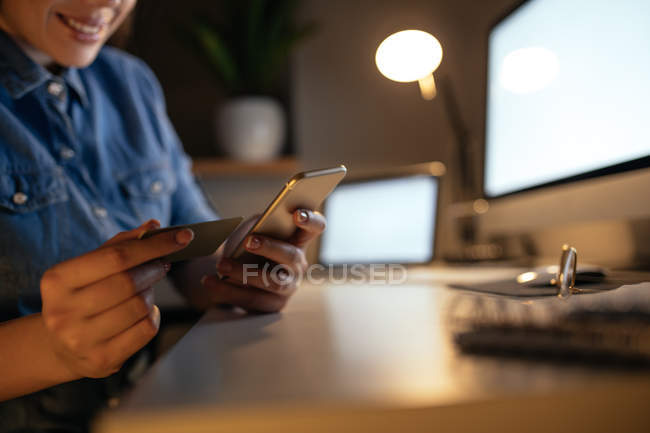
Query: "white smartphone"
229 165 347 262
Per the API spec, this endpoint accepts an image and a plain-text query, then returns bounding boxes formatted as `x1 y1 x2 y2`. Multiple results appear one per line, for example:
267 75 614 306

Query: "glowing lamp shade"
375 30 443 100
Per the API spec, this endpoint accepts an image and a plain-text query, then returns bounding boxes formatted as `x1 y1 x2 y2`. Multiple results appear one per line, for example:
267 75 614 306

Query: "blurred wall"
292 0 518 174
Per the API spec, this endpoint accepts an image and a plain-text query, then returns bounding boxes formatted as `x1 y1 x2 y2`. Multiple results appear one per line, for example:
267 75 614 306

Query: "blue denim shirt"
0 31 217 322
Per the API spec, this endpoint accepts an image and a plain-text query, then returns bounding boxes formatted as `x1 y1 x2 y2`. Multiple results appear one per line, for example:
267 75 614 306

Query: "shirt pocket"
117 162 177 223
0 167 69 214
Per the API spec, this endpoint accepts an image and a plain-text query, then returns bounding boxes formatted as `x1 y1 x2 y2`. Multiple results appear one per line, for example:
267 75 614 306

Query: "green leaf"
178 0 317 94
262 21 317 91
193 22 238 89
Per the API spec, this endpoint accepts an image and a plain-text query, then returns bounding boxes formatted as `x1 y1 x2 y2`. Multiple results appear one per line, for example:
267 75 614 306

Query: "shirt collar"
0 30 88 107
0 30 49 99
62 67 89 108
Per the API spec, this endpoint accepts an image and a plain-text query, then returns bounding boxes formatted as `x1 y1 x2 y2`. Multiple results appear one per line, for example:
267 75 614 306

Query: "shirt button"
12 192 28 205
93 206 108 218
60 147 76 160
150 180 164 194
47 81 65 97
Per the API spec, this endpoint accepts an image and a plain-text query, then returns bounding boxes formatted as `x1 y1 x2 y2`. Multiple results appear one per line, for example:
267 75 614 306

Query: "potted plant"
185 0 315 161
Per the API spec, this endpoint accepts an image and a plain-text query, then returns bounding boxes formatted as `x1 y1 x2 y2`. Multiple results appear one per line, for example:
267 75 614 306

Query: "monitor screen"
484 0 650 197
319 175 437 265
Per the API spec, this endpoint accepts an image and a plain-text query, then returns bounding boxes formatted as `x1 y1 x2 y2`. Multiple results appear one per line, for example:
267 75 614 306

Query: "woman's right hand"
39 220 194 379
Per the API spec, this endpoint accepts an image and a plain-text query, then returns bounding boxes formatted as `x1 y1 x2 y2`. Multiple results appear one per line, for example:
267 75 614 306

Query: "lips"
59 15 102 34
55 7 120 45
57 13 108 35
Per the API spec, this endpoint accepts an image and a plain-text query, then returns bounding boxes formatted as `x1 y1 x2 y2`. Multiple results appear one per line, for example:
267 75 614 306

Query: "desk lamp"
375 30 443 100
375 29 474 200
375 29 482 257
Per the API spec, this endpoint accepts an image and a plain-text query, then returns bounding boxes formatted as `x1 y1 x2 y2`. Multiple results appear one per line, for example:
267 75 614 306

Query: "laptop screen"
319 175 438 265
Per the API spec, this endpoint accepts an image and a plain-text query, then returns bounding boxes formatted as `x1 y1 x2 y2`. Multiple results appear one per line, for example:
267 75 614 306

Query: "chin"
42 25 113 68
49 46 103 68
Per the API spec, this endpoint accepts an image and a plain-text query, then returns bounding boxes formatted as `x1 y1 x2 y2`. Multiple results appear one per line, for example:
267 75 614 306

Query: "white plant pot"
216 97 286 161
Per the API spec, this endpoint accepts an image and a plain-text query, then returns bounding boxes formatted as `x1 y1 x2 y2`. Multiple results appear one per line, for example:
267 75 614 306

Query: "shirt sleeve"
132 57 219 225
168 139 219 225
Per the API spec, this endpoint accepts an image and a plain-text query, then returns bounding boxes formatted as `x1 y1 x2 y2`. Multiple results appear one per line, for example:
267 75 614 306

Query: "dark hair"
107 8 136 49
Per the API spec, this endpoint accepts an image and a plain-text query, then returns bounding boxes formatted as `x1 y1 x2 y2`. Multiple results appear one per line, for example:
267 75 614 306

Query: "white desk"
94 266 650 433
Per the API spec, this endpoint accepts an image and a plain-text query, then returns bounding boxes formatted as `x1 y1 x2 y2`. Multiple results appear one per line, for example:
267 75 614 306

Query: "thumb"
222 214 260 258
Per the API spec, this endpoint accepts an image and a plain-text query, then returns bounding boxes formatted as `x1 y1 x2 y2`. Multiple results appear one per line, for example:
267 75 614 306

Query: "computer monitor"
479 0 650 266
484 0 650 198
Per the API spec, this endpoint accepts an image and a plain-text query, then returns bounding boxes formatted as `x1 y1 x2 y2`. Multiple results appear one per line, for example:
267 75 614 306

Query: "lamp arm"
438 75 475 200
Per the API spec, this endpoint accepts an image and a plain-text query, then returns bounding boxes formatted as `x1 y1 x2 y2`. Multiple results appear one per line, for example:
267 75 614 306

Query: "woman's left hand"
200 209 326 313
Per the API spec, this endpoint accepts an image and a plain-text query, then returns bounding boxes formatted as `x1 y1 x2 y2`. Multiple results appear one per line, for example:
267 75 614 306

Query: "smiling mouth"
56 13 109 36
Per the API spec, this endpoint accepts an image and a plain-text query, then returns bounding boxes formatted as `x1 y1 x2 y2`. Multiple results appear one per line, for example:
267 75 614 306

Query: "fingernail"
297 210 309 223
246 236 262 250
200 275 208 286
150 305 161 330
138 220 160 239
218 259 232 273
175 228 194 245
144 289 155 308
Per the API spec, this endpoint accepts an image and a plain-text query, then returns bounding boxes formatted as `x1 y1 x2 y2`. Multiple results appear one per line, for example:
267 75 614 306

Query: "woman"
0 1 325 431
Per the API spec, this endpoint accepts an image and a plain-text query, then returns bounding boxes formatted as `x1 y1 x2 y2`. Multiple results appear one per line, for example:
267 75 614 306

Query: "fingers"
201 275 287 313
288 209 326 248
221 214 260 258
44 300 161 379
84 288 155 342
198 209 326 315
42 228 194 293
97 306 161 376
241 235 308 272
102 220 161 247
217 258 297 297
40 222 173 380
69 261 169 317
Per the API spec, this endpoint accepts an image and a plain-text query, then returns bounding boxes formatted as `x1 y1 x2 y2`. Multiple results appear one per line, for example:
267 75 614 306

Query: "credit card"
140 217 243 263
